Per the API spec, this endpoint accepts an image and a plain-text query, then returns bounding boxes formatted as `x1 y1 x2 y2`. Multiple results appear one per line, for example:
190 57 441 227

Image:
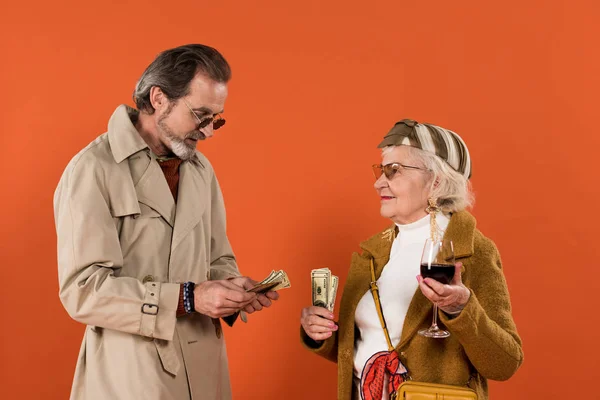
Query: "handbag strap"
369 258 395 352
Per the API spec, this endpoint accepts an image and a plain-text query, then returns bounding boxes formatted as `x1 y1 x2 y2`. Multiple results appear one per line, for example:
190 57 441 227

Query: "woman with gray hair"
300 119 523 400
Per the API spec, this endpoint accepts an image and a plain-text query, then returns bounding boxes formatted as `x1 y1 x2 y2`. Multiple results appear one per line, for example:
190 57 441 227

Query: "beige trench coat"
54 105 240 400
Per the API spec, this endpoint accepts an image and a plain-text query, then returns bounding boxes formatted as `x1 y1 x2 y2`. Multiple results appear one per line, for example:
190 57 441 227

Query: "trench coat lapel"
171 160 207 250
134 157 176 227
106 104 176 226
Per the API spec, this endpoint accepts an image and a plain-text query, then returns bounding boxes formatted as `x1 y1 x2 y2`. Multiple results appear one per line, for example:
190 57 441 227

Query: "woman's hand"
300 306 337 341
417 262 471 315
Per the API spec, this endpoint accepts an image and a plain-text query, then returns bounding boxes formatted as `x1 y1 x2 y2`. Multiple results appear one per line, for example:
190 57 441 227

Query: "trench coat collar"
107 105 149 164
107 104 203 166
107 105 207 229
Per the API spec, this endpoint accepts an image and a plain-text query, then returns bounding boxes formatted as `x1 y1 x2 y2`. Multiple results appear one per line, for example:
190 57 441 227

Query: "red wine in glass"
420 263 454 285
418 238 455 338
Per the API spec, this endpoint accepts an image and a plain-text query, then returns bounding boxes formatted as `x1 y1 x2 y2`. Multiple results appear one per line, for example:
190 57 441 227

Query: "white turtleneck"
353 213 450 399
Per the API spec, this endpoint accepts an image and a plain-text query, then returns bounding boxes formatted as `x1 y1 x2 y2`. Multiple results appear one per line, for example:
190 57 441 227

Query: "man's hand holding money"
229 276 279 314
194 279 257 318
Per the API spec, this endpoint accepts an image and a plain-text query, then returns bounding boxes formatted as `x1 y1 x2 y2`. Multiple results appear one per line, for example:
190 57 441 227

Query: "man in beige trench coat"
54 44 278 400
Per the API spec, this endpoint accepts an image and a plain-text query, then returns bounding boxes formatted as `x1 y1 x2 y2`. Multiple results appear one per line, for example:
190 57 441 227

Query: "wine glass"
418 238 455 338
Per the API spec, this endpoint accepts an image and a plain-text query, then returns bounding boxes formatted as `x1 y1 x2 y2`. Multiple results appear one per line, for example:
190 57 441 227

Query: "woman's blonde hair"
382 145 475 213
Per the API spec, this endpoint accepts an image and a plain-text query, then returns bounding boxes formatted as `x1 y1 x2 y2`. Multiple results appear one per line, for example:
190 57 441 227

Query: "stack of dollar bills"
311 268 339 312
246 270 291 293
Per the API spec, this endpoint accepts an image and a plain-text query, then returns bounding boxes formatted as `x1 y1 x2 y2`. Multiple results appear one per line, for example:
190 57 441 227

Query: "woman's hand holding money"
300 306 338 342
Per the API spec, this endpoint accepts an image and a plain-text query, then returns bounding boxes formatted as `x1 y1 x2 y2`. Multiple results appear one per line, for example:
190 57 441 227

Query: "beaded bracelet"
183 282 196 314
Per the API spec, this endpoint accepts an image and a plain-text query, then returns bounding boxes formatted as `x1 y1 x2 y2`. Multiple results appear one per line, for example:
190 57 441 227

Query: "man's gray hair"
133 44 231 114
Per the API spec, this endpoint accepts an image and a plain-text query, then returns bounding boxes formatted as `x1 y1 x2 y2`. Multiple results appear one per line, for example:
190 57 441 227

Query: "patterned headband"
377 119 472 179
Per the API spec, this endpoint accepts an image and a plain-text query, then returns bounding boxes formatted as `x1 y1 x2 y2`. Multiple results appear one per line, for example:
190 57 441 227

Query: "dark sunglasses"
183 99 226 131
372 162 428 180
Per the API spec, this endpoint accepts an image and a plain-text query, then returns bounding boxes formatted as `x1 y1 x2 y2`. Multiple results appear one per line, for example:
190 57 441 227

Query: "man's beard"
157 113 202 161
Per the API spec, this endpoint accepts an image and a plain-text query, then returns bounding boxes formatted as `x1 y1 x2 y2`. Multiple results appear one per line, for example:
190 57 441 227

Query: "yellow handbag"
394 381 477 399
368 259 477 400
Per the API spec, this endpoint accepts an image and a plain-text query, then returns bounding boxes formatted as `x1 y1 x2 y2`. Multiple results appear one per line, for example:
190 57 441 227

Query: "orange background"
1 1 598 399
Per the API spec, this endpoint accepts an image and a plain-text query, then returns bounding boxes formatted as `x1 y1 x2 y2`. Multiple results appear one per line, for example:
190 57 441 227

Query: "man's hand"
228 276 279 314
193 280 257 318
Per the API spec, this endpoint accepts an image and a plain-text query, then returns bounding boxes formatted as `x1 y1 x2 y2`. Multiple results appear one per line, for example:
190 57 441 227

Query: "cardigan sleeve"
300 326 339 363
439 234 524 381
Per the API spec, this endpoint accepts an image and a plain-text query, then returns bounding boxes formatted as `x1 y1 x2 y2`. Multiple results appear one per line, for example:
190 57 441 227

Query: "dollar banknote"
247 270 291 293
311 268 339 312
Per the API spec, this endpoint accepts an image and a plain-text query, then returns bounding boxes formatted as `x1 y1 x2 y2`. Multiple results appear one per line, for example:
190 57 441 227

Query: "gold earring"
426 198 441 241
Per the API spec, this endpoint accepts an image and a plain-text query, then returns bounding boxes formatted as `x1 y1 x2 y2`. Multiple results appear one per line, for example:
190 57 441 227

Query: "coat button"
143 275 155 284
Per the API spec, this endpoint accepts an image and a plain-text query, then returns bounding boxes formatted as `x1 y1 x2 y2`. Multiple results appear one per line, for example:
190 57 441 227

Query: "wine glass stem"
432 304 440 329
